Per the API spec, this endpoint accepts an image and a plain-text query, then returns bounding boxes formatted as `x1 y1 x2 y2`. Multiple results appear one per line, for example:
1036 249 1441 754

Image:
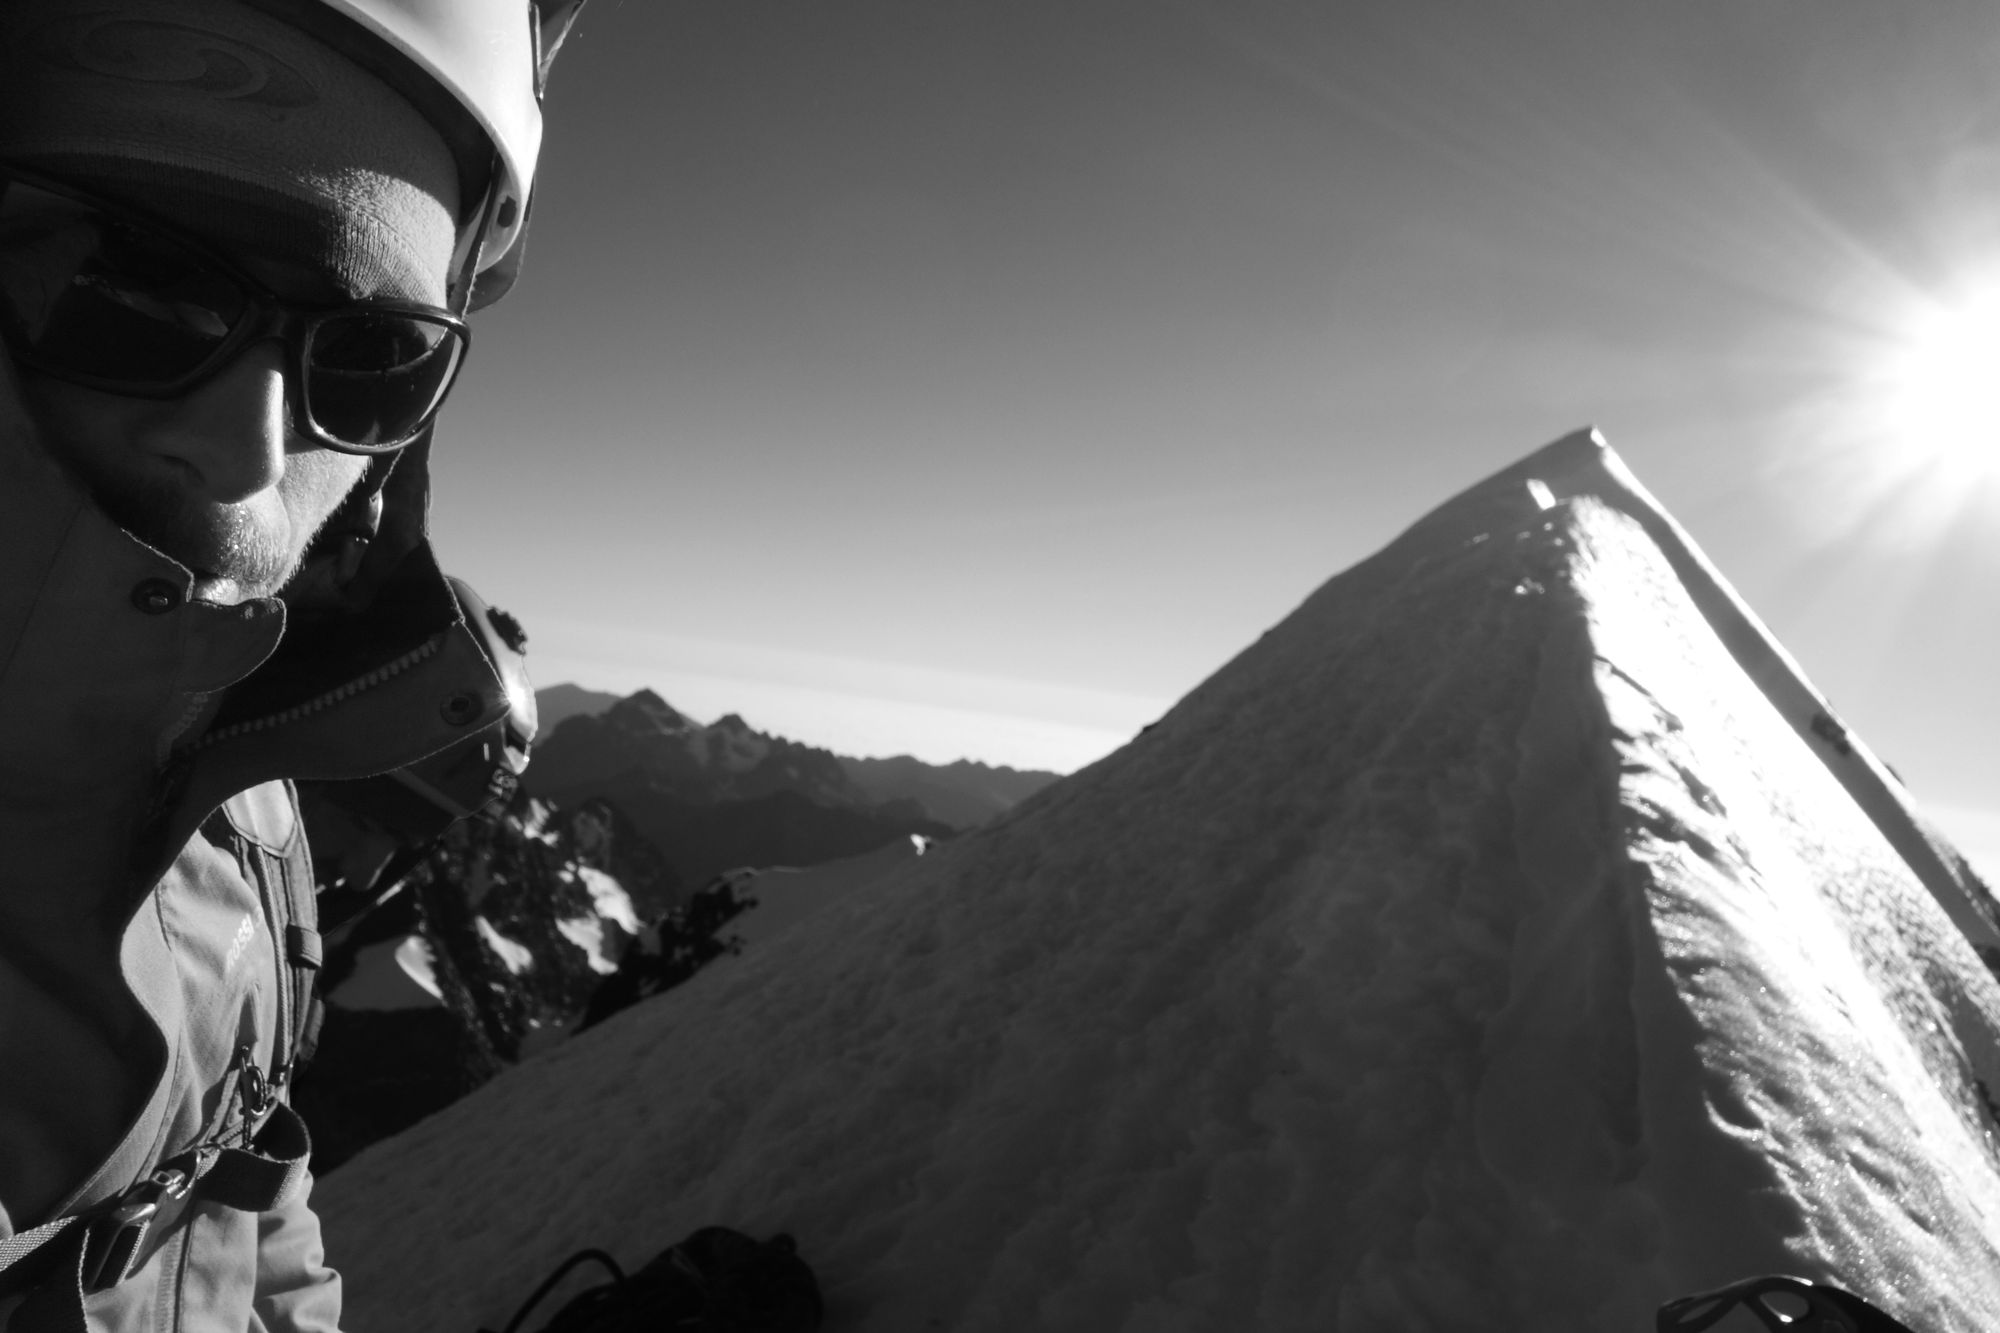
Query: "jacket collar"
0 419 509 901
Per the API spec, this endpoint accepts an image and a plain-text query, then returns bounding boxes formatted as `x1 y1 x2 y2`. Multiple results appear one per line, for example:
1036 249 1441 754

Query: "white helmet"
288 0 588 306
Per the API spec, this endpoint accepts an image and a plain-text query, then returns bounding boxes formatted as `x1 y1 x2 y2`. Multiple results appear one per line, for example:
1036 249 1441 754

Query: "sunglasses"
1659 1275 1913 1333
0 167 470 455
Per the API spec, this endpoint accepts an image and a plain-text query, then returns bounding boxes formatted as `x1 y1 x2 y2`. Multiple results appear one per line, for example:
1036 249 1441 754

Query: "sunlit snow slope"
315 430 2000 1333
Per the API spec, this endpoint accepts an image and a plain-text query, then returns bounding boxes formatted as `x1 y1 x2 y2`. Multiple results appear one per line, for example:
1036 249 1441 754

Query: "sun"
1779 272 2000 551
1884 282 2000 484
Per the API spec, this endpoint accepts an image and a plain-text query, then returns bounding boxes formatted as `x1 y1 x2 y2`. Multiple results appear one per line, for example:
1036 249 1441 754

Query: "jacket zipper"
190 631 446 751
249 860 291 1106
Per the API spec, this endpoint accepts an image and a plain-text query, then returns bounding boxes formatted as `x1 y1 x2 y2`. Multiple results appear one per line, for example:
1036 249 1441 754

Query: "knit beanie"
0 0 461 304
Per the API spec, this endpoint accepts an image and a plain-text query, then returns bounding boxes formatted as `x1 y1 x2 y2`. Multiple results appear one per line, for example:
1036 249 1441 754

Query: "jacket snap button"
440 692 482 726
130 579 183 615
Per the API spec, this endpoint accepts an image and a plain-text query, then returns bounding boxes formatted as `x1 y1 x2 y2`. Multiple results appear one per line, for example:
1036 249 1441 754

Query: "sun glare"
1885 283 2000 484
1773 268 2000 554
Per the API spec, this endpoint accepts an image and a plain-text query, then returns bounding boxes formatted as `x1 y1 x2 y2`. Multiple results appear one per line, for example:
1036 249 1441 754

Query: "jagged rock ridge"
295 791 671 1171
530 686 1064 832
297 690 1044 1169
319 431 2000 1331
529 690 871 810
522 691 976 888
840 754 1061 830
533 682 625 734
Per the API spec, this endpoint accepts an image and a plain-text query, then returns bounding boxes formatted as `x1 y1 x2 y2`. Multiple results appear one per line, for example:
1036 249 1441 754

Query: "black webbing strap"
200 1103 312 1213
269 793 323 1080
285 923 322 970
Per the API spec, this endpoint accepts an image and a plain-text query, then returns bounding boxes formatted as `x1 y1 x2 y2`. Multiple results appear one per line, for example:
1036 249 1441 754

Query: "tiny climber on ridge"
0 1 583 1328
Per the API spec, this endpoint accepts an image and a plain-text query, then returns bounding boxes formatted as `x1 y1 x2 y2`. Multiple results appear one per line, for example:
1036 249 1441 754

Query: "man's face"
0 0 467 609
15 256 372 607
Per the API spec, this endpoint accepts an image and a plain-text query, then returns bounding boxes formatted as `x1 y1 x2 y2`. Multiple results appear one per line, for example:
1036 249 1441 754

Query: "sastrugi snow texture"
315 430 2000 1332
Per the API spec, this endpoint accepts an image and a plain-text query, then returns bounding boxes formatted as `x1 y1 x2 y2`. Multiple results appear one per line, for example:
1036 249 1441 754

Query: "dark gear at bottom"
487 1227 824 1333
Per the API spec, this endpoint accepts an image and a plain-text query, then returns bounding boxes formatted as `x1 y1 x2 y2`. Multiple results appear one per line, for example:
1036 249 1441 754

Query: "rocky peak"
608 688 696 737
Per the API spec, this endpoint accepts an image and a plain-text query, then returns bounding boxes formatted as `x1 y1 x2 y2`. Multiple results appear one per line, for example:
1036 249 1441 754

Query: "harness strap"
269 794 324 1084
0 1156 198 1333
0 1217 79 1304
0 794 325 1321
0 1104 310 1331
3 1222 89 1333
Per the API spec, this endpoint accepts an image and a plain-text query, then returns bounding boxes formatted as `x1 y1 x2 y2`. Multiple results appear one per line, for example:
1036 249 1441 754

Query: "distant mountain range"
523 685 1064 889
842 754 1058 830
295 681 1049 1171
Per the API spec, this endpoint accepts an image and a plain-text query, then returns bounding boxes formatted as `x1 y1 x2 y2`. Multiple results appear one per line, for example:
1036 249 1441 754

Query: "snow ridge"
316 432 2000 1332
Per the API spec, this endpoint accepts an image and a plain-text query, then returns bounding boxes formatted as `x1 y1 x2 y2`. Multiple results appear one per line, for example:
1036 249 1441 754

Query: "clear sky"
428 0 2000 872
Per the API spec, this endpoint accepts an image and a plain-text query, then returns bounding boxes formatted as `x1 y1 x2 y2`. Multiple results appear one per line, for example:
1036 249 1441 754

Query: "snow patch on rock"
476 918 535 975
556 916 623 976
577 865 641 934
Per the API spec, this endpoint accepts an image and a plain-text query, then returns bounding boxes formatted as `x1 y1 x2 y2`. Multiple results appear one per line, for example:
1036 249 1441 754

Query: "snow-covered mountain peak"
320 430 2000 1332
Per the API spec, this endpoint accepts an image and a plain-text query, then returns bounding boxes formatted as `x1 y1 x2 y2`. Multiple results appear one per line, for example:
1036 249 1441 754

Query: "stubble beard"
95 468 336 604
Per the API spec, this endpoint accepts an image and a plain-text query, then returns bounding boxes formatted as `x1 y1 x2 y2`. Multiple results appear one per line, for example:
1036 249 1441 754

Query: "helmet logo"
26 16 318 110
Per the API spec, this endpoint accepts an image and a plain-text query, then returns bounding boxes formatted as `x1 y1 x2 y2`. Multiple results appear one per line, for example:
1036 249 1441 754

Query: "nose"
135 341 291 504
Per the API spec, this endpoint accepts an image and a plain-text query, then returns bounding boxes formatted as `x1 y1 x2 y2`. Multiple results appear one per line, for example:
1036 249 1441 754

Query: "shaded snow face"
317 439 2000 1333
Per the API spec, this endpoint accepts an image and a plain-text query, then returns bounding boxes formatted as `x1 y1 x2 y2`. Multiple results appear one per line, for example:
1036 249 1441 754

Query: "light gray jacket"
0 390 509 1331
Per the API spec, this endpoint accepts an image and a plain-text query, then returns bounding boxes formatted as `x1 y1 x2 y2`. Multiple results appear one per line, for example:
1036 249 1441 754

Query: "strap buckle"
79 1167 193 1294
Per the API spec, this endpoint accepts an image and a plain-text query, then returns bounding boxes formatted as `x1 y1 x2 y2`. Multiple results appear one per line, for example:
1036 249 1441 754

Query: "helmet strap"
449 156 506 315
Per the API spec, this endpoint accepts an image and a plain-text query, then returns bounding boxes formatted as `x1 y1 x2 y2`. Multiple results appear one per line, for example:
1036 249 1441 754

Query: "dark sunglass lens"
0 183 245 385
305 312 465 448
